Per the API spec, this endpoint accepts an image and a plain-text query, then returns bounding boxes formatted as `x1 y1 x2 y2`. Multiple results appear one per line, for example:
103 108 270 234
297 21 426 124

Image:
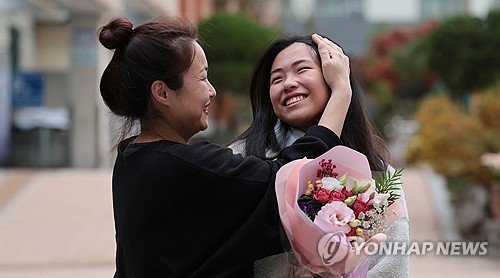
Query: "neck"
135 131 187 144
135 120 188 144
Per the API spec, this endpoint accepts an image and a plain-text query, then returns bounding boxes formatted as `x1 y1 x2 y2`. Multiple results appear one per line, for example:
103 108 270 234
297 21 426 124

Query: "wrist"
331 80 351 94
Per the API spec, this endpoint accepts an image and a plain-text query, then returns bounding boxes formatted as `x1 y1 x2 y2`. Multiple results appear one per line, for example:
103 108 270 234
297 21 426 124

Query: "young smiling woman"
229 34 409 278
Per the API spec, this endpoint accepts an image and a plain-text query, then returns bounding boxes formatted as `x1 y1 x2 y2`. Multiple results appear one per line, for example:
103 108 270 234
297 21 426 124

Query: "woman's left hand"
312 34 351 95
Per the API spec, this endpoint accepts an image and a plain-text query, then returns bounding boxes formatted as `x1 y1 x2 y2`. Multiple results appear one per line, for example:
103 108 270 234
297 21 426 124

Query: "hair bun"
98 18 133 50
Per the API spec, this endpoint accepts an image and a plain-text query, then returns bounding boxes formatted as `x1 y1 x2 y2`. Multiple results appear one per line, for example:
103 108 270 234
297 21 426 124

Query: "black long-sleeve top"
112 125 342 278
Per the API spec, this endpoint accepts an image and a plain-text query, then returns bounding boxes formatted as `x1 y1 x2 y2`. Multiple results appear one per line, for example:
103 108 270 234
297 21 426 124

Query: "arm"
312 34 352 138
181 126 343 184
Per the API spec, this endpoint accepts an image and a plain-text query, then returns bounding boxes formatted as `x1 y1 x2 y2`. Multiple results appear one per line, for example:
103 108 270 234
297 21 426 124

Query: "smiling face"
269 42 331 132
170 42 216 140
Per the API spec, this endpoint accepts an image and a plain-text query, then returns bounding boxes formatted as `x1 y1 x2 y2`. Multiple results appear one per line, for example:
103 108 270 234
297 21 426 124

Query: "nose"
283 75 298 91
208 80 217 98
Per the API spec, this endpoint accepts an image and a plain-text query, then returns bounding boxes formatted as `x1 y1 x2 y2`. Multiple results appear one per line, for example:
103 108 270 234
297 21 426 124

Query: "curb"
419 165 461 241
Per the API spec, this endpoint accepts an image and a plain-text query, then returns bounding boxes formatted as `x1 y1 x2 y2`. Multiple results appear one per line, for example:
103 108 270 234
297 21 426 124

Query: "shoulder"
387 164 396 174
227 140 246 155
156 140 277 183
163 140 241 166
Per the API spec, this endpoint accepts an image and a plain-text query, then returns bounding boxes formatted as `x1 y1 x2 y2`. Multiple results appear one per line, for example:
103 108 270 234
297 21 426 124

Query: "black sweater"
112 125 342 278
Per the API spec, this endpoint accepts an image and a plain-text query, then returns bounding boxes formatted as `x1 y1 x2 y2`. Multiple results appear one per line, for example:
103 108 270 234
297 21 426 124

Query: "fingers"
317 42 331 62
312 34 345 55
312 34 349 64
311 34 351 92
312 34 330 60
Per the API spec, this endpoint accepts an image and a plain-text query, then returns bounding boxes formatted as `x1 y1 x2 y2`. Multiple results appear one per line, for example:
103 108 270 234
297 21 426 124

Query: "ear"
150 80 172 106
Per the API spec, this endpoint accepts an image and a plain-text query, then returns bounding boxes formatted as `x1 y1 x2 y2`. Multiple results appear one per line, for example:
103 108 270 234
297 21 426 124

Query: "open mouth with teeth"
285 95 307 106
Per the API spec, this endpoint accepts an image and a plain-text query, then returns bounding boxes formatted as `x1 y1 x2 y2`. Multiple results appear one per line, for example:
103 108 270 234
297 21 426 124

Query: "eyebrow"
199 66 208 73
270 59 310 75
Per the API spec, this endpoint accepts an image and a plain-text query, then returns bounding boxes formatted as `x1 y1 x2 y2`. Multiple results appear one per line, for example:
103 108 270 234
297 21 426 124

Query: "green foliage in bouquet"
374 168 403 204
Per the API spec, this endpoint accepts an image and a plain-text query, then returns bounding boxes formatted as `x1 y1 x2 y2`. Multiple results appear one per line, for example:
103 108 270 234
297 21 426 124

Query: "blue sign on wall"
12 72 44 107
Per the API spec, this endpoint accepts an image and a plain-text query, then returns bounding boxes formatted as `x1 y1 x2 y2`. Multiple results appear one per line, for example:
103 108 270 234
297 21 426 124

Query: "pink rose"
329 190 346 202
314 188 331 203
314 201 355 233
352 200 372 217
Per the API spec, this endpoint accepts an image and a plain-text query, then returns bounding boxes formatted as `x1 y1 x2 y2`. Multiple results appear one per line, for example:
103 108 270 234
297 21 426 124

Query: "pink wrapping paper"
275 146 404 277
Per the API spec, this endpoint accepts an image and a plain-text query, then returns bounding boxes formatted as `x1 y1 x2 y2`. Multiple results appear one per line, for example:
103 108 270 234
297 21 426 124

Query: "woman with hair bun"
98 17 352 277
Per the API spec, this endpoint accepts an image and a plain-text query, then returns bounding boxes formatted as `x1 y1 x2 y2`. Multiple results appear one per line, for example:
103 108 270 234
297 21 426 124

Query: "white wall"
364 0 420 23
469 0 494 16
35 24 70 72
364 0 497 24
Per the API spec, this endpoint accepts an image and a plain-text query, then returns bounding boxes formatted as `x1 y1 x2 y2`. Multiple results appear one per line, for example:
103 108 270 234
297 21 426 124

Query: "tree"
198 12 278 95
424 12 500 100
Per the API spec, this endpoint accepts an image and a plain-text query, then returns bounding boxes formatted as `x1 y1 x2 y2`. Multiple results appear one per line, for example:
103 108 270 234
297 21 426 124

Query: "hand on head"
312 34 352 137
312 34 351 97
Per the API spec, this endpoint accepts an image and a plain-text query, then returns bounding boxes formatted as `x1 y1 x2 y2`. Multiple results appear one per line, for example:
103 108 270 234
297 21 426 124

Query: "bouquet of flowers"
275 146 404 277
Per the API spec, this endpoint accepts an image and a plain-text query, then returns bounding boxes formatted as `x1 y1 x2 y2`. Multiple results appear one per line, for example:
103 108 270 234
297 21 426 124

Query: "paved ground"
0 169 115 278
403 167 500 277
0 167 499 277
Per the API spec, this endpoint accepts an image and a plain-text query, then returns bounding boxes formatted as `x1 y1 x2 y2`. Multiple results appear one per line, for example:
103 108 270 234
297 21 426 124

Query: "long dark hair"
229 35 390 171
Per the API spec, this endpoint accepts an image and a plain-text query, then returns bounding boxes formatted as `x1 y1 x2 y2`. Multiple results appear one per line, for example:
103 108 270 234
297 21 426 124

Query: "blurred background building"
0 0 217 168
0 0 499 168
1 1 500 277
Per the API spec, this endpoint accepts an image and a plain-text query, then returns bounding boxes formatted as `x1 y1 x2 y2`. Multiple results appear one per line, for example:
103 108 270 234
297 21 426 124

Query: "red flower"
341 188 353 198
313 188 330 203
329 190 346 202
352 200 372 217
346 226 357 237
316 159 338 178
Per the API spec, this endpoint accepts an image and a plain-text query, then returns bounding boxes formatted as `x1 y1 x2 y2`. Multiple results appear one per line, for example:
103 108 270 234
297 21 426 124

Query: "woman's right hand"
312 34 352 138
